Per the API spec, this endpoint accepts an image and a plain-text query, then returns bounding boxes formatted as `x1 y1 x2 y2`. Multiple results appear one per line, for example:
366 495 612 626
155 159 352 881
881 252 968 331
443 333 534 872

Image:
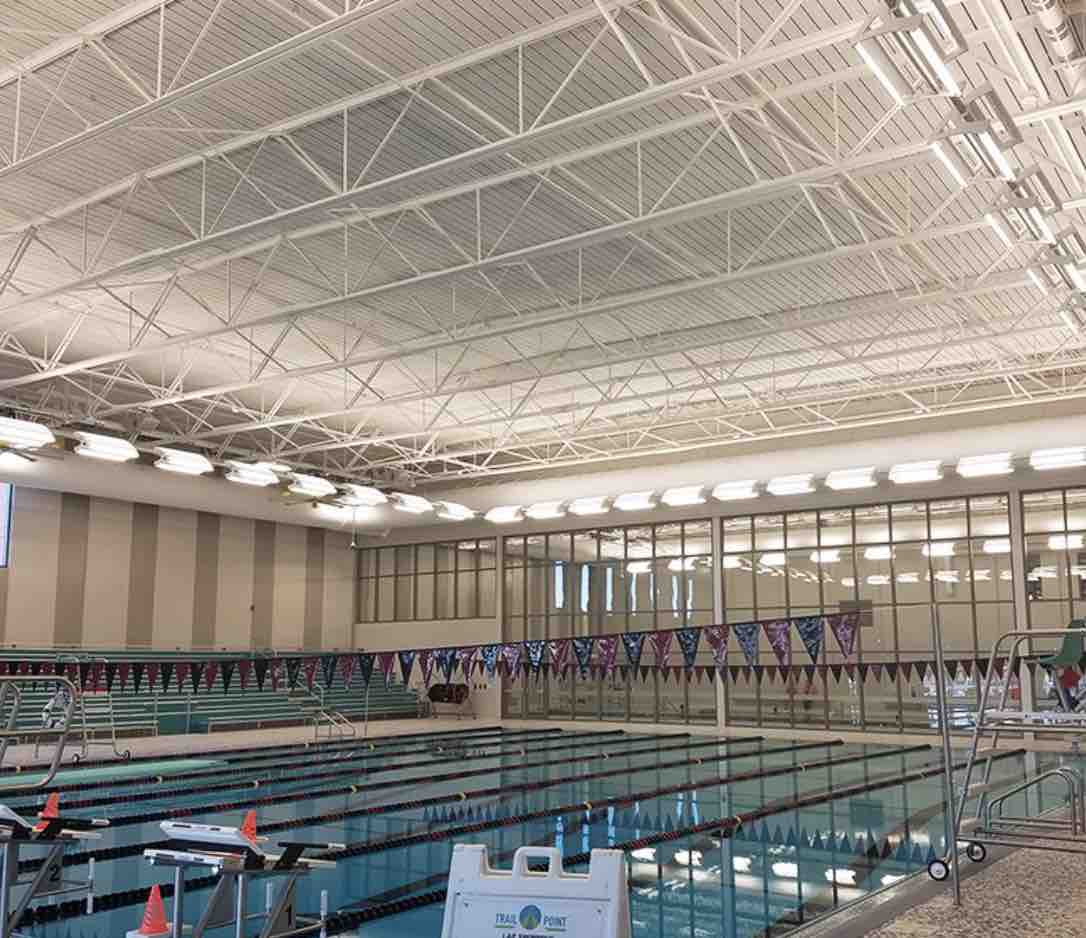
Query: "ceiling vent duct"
1030 1 1084 72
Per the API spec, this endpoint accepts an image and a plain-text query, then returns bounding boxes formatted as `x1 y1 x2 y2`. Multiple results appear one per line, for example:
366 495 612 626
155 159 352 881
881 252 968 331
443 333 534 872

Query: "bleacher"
0 649 421 742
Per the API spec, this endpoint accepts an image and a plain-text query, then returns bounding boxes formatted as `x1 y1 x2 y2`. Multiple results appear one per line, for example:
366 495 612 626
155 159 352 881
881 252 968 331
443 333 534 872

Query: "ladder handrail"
0 675 80 788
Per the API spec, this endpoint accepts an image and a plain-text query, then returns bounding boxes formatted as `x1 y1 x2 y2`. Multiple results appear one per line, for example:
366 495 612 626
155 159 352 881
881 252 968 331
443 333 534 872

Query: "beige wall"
0 486 356 651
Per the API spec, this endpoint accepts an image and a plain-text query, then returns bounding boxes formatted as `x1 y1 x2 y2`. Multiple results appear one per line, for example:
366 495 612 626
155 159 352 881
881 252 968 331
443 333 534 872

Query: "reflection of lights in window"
553 562 565 609
631 848 656 862
1049 534 1084 550
760 552 786 567
865 545 893 560
881 873 906 886
971 569 991 582
825 868 857 886
923 542 955 557
1028 566 1059 580
810 549 840 564
673 850 702 867
897 572 920 584
721 556 745 569
732 856 752 873
841 576 856 588
867 574 891 586
934 570 959 583
982 539 1011 554
1000 569 1014 580
627 560 653 575
667 557 697 572
771 862 798 879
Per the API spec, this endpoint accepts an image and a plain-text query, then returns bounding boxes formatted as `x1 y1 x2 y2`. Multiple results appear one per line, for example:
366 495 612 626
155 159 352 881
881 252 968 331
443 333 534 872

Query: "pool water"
0 726 1066 938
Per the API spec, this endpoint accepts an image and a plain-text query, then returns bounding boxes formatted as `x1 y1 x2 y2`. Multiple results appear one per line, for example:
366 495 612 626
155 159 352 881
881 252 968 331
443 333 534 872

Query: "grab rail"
0 675 80 789
985 766 1086 835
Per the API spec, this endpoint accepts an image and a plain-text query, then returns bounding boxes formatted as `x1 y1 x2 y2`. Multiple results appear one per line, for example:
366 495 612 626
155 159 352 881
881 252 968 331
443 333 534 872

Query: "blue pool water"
0 726 1065 938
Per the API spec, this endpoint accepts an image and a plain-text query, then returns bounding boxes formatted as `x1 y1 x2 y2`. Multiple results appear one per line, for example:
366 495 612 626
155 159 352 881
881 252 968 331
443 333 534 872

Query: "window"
0 485 11 568
356 539 496 622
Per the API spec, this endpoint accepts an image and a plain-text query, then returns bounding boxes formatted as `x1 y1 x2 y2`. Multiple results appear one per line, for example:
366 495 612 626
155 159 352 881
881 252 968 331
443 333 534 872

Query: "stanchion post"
931 603 962 906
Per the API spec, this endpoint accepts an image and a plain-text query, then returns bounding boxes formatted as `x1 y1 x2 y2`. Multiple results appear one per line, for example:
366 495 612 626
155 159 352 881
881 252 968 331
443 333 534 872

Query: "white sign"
441 846 630 938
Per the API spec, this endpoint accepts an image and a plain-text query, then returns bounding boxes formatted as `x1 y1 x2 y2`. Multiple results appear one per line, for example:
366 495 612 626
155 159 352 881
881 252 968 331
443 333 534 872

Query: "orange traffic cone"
126 884 170 938
33 793 59 832
240 809 257 842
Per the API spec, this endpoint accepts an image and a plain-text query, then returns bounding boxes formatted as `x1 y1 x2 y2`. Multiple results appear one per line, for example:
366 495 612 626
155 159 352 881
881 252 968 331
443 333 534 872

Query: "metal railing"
0 675 80 788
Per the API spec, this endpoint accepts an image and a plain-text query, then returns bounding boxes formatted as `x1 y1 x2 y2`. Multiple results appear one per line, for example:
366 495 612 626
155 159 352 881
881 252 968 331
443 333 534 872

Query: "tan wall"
0 487 356 651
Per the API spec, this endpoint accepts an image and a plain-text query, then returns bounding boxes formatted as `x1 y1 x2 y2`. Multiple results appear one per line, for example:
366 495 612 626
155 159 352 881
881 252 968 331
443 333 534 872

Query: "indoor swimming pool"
0 726 1063 938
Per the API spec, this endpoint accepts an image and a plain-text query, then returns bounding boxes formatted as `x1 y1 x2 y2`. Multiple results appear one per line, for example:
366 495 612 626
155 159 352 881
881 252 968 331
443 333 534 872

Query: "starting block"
0 800 108 938
143 817 340 938
440 846 631 938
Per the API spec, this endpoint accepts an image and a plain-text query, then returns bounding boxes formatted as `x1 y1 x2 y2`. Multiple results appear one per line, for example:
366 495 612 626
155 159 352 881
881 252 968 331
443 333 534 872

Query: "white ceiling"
0 0 1085 510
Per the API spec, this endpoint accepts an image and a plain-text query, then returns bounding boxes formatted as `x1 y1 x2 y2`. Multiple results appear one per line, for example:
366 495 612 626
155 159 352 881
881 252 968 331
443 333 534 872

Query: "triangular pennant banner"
357 653 375 687
437 647 459 682
269 659 282 691
828 612 860 658
572 637 595 677
598 636 618 677
398 650 417 685
459 647 479 678
524 640 546 674
621 632 646 669
481 644 501 678
221 661 235 694
132 661 145 694
763 619 792 667
254 658 268 690
203 661 218 692
703 624 729 670
286 658 302 690
339 654 356 688
159 661 174 692
547 640 570 675
321 655 337 689
378 652 396 687
105 662 118 693
237 659 251 690
676 628 700 670
649 631 673 670
733 622 760 666
795 616 824 665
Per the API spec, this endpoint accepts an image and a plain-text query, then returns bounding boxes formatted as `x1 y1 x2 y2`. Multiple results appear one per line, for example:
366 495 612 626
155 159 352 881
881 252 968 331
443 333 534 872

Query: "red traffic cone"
33 793 59 832
126 884 170 938
240 809 257 842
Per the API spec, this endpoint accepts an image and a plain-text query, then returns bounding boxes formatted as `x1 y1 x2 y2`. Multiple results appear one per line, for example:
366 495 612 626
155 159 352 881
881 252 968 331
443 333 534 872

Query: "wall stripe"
252 520 275 649
304 528 324 649
126 502 158 647
84 498 133 648
216 516 254 649
272 523 305 648
54 493 90 647
152 507 197 649
6 488 61 648
193 512 220 648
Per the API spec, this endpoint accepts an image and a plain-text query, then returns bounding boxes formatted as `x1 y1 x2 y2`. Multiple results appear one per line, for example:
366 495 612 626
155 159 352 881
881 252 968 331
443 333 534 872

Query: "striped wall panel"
0 487 354 651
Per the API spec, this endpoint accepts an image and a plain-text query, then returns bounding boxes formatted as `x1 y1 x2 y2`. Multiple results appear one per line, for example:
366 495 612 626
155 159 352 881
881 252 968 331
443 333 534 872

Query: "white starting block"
0 801 107 938
440 846 630 938
144 819 340 938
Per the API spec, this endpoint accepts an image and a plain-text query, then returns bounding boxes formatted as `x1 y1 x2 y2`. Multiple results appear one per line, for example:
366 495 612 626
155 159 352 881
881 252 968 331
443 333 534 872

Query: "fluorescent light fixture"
435 501 475 521
881 874 906 887
0 417 54 451
392 493 433 514
982 539 1011 555
986 212 1014 248
864 545 893 561
614 490 657 512
74 431 138 463
338 484 387 507
660 485 706 507
668 557 697 572
1031 446 1086 470
934 570 959 583
825 466 876 490
771 862 798 879
867 574 891 586
627 560 653 575
732 856 752 873
856 37 912 105
971 568 991 581
712 480 759 501
154 447 213 476
485 505 523 524
977 129 1015 180
825 868 857 886
1065 265 1086 292
224 460 284 486
956 452 1013 477
288 473 336 499
721 556 745 569
1028 268 1049 294
810 549 840 564
930 138 969 186
673 850 703 867
1049 534 1084 550
760 552 786 567
1029 205 1056 243
568 495 610 515
889 460 942 484
896 571 920 584
767 473 814 496
631 848 656 862
923 541 955 557
524 500 566 521
841 576 856 588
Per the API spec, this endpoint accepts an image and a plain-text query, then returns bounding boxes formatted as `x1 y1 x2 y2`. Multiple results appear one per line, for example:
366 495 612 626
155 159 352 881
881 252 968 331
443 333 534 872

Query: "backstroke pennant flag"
417 649 433 686
733 622 760 667
459 646 479 678
269 659 283 691
795 615 824 665
650 630 674 670
547 639 571 675
204 661 219 692
703 625 729 671
357 653 375 687
828 612 860 659
622 632 646 669
598 635 618 677
378 651 396 687
237 659 250 690
301 657 317 691
572 637 595 677
501 644 522 680
437 647 459 682
253 658 267 690
763 619 793 668
175 661 191 694
221 661 235 694
321 655 338 689
285 658 302 690
339 654 356 688
481 644 501 677
525 640 546 676
676 628 701 671
398 650 417 685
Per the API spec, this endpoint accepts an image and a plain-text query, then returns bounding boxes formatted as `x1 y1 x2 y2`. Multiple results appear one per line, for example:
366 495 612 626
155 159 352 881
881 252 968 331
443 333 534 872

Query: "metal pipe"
931 604 962 905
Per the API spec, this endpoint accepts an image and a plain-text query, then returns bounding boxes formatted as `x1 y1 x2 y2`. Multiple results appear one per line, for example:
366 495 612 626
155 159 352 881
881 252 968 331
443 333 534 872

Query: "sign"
440 846 630 938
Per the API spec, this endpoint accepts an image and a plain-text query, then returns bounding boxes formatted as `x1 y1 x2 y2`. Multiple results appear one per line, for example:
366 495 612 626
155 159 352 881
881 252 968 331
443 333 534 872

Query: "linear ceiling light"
338 483 387 507
982 539 1011 554
767 473 814 496
485 505 523 524
825 467 876 490
288 473 337 499
760 552 786 567
314 503 365 523
929 137 971 186
810 549 840 564
660 485 705 507
74 431 138 463
568 495 610 516
889 460 942 484
1050 534 1085 550
0 417 55 451
864 545 894 560
1031 447 1086 471
855 33 914 105
922 541 955 557
391 493 433 514
524 500 566 521
435 501 475 521
614 491 657 511
225 460 285 486
956 452 1013 478
154 447 213 476
712 480 759 501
